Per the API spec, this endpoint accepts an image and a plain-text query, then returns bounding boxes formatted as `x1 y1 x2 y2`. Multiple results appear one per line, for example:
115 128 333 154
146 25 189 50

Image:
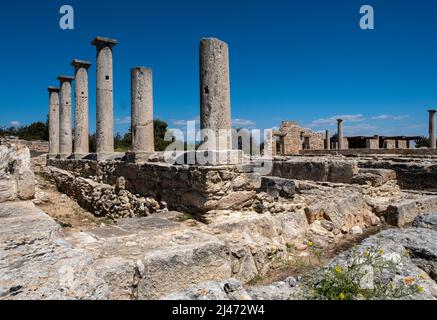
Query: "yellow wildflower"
339 292 345 300
334 265 343 274
417 286 424 293
307 241 313 247
377 249 385 255
363 251 370 257
390 281 394 289
418 274 425 280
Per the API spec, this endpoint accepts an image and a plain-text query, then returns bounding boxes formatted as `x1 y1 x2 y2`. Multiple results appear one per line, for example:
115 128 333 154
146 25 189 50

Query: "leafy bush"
304 244 425 300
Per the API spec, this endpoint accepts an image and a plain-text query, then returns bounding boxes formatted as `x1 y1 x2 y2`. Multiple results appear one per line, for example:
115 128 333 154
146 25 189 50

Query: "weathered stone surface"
304 192 376 232
0 145 35 202
385 196 437 227
260 176 295 199
136 240 230 299
413 214 437 230
0 202 110 300
272 158 359 184
163 278 250 300
170 222 437 300
351 169 396 187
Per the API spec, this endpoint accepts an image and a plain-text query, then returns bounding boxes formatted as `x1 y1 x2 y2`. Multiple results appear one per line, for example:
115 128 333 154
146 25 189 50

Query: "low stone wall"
46 159 263 214
358 159 437 191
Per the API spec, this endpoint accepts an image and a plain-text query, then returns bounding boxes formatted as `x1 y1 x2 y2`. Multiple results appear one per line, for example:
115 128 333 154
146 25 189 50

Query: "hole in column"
105 76 110 80
204 86 209 94
81 91 84 95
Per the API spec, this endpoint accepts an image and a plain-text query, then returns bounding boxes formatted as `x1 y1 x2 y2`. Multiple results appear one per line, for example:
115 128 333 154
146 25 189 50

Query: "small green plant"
303 244 425 300
176 213 195 222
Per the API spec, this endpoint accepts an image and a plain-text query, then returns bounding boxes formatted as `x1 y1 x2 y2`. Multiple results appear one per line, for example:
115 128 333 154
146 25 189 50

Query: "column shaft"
131 67 154 153
48 87 60 157
337 119 344 150
58 76 74 158
199 38 232 150
429 110 436 149
72 60 91 157
325 130 331 150
92 37 117 155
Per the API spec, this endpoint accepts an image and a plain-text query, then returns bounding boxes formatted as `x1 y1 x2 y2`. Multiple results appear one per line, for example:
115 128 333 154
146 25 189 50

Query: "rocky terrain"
1 144 437 300
165 214 437 300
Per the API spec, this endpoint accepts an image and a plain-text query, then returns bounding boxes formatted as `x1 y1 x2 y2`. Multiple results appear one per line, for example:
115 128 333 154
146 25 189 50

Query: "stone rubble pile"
43 166 166 220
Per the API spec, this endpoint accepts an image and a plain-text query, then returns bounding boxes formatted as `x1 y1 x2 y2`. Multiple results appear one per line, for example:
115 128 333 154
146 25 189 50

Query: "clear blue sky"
0 0 436 136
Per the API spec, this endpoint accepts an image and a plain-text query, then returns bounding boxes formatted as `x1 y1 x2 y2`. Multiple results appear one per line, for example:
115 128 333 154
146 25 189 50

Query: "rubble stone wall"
46 159 262 214
43 166 165 220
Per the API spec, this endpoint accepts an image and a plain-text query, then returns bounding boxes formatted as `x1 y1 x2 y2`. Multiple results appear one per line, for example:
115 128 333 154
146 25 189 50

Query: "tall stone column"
131 67 154 155
199 37 232 151
48 87 60 158
429 110 436 149
58 76 74 159
92 37 118 157
325 130 331 150
337 119 344 150
72 59 92 159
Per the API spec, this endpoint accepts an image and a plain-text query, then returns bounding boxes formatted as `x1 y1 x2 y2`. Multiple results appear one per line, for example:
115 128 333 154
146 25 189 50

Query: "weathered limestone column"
92 37 118 157
337 119 344 150
58 76 74 159
325 130 331 150
72 59 92 159
199 37 232 151
48 87 60 158
131 67 154 155
429 110 436 149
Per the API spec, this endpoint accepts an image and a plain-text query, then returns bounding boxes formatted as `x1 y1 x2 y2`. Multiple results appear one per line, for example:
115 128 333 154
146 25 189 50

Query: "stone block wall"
271 159 359 184
47 159 262 214
396 140 408 149
384 140 396 149
366 138 379 149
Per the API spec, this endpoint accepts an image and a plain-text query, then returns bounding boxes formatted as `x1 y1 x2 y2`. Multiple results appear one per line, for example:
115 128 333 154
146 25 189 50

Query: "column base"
57 153 73 160
125 151 155 163
47 153 58 160
72 153 92 160
167 150 246 166
89 152 126 162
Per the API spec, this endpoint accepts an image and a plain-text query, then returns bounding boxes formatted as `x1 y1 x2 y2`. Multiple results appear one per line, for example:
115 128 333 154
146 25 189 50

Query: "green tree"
415 136 430 148
154 119 172 151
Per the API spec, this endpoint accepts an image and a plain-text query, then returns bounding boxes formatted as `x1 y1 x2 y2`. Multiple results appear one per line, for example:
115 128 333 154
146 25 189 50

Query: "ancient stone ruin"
1 35 437 301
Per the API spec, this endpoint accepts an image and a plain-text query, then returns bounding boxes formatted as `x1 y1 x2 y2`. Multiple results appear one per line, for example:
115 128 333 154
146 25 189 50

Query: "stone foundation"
47 159 262 214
